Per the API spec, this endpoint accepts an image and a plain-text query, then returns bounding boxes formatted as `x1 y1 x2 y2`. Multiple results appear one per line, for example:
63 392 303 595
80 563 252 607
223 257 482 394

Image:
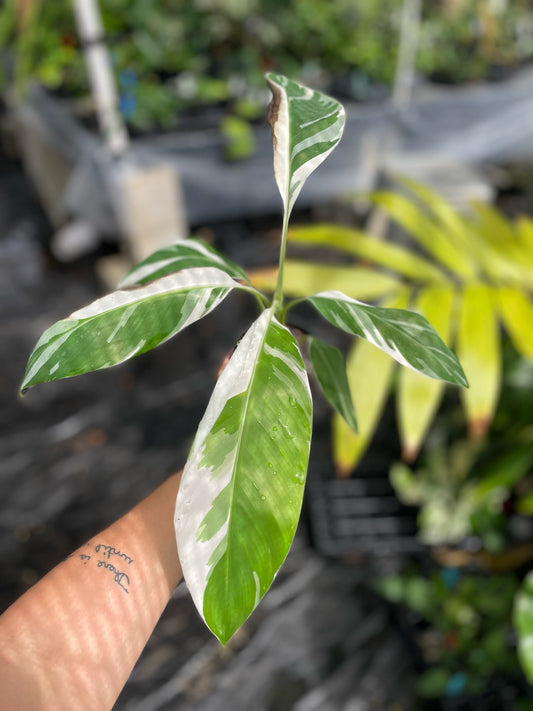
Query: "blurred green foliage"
392 343 533 550
2 0 533 132
378 567 522 698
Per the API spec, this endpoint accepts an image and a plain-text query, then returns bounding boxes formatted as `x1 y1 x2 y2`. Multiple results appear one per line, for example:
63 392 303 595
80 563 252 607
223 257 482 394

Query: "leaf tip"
401 445 419 465
468 417 490 440
334 462 354 479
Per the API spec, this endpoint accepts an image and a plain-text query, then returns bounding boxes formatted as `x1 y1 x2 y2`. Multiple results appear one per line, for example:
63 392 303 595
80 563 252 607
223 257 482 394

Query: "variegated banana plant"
21 75 466 644
252 178 533 474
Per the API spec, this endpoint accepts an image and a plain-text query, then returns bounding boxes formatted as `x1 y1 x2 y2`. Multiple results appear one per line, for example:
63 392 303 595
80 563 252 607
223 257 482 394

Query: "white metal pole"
71 0 129 155
392 0 422 111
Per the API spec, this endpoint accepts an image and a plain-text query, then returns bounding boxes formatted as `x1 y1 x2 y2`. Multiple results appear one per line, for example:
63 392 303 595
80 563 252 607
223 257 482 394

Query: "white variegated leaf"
266 73 345 217
120 238 249 287
22 268 244 390
306 290 467 386
175 308 312 644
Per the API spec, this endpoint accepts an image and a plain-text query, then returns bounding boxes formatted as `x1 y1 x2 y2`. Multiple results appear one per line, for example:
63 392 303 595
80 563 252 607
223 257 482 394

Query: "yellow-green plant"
251 178 533 474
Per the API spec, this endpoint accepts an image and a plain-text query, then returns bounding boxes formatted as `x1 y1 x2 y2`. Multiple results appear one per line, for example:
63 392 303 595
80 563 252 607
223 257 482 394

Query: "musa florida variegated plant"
252 179 533 474
21 74 467 644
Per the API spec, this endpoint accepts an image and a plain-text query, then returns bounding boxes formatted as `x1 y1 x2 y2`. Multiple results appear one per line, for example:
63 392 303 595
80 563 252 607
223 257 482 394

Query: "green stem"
273 209 290 317
279 297 304 324
242 286 270 312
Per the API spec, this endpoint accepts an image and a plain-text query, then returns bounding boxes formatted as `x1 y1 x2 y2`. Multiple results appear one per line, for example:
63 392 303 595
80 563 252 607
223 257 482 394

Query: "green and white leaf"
309 337 357 431
22 268 243 390
175 308 312 644
120 238 249 287
306 291 467 386
332 291 408 475
266 72 345 217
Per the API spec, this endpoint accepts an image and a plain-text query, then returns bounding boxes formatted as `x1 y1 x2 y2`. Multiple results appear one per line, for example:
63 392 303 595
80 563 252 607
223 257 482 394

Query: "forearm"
0 472 183 711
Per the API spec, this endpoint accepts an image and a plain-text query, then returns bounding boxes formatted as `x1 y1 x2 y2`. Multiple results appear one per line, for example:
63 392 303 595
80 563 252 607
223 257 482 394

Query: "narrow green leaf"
249 261 400 301
120 238 249 287
288 224 447 282
22 268 243 390
397 286 455 460
309 337 357 431
306 290 467 386
456 283 501 437
266 73 345 217
514 572 533 683
175 308 312 644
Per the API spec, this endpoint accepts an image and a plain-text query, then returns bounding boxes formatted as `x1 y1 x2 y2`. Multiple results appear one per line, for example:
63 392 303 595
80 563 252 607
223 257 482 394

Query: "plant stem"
273 209 290 317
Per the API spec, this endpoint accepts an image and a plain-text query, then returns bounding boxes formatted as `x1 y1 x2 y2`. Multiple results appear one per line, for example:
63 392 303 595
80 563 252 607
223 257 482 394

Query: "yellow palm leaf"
248 261 400 300
397 285 456 461
498 287 533 359
288 224 446 282
457 283 501 437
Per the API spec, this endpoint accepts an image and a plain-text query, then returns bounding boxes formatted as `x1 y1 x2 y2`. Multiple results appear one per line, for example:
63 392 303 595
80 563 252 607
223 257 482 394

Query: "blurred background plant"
377 566 530 704
2 0 533 134
391 344 533 552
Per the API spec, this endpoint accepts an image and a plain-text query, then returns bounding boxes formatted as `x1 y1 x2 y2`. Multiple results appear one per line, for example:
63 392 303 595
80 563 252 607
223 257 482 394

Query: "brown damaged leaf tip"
468 416 490 440
402 445 419 465
335 463 354 480
266 79 280 148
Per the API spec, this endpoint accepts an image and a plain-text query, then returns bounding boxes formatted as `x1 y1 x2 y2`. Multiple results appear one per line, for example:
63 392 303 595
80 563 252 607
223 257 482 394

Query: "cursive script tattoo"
96 560 130 593
95 543 133 565
70 542 134 593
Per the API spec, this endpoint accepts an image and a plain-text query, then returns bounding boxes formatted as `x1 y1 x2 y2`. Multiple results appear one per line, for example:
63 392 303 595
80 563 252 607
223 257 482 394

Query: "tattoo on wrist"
70 542 134 594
